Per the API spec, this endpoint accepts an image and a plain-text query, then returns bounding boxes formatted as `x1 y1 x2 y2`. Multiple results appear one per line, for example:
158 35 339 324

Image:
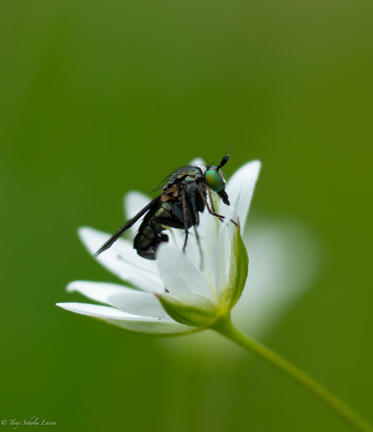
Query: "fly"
95 154 231 260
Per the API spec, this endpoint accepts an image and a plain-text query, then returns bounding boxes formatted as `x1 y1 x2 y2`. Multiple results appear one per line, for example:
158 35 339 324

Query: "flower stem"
213 316 373 432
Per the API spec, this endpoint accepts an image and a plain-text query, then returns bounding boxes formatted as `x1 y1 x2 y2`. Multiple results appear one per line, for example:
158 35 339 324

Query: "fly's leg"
185 183 200 226
207 186 238 227
207 186 218 215
229 218 238 227
193 226 204 270
181 188 189 253
198 186 225 222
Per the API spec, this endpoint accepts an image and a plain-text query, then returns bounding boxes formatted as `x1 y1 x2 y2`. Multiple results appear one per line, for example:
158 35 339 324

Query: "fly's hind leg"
181 189 190 253
193 226 204 270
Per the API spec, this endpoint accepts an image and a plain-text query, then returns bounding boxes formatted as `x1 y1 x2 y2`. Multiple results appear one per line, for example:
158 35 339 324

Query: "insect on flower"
95 154 232 260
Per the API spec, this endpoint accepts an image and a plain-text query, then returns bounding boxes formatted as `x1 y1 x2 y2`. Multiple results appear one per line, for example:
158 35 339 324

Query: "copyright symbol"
1 420 7 425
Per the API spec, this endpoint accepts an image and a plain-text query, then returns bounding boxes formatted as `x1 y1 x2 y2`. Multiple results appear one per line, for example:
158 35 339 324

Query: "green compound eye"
205 168 226 192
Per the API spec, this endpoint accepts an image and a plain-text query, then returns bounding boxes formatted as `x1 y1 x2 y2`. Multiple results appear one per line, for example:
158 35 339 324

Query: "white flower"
57 159 261 333
57 158 321 338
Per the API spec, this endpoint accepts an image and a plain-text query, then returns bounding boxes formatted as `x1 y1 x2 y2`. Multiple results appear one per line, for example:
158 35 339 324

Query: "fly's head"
204 154 230 205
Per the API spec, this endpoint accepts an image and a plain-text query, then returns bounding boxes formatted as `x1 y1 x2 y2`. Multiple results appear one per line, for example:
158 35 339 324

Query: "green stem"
213 316 373 432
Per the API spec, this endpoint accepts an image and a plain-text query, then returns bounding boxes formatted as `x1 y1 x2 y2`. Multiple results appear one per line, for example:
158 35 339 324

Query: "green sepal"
220 223 249 309
157 293 218 327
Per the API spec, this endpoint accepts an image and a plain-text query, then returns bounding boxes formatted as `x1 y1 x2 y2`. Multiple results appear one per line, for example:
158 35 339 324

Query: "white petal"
197 209 219 280
104 318 194 335
109 291 169 319
212 223 232 297
78 227 163 293
123 191 151 238
56 302 145 320
67 280 131 305
222 160 261 230
189 157 205 168
156 243 213 300
56 302 193 334
233 220 323 337
169 229 203 271
173 228 201 269
167 227 182 249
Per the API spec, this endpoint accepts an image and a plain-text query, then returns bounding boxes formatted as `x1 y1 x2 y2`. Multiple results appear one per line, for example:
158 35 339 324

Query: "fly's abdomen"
133 201 172 260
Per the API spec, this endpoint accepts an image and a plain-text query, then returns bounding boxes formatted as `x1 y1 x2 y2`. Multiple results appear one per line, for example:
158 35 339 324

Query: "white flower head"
57 159 261 334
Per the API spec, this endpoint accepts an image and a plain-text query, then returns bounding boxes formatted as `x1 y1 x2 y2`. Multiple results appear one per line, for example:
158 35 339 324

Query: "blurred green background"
1 0 372 430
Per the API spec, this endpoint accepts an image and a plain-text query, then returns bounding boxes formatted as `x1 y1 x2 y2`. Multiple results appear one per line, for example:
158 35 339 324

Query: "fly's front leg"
207 187 218 215
198 186 225 222
207 186 238 227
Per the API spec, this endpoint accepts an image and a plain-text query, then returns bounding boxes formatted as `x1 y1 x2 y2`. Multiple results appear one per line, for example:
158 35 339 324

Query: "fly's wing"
95 195 161 256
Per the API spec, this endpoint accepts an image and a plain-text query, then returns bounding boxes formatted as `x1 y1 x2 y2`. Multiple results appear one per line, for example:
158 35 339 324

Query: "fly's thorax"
164 165 204 190
183 174 199 184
